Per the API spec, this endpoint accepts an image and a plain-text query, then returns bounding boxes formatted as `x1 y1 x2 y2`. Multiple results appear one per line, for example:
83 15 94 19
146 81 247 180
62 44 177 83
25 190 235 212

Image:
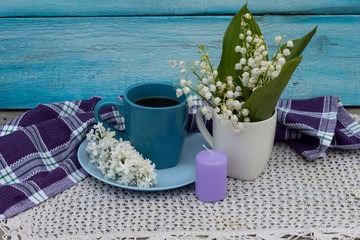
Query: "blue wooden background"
0 0 359 109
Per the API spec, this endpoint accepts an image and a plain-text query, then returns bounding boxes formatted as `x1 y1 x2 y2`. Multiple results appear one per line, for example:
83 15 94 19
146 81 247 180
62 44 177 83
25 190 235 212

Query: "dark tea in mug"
134 97 180 108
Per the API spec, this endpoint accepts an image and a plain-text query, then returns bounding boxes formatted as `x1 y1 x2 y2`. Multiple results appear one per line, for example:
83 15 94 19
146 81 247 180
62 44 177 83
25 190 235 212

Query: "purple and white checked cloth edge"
0 95 359 219
276 95 360 160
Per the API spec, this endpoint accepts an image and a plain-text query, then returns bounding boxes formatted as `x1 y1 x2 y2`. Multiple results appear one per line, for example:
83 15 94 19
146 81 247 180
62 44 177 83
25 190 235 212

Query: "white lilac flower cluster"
86 123 157 188
171 13 293 134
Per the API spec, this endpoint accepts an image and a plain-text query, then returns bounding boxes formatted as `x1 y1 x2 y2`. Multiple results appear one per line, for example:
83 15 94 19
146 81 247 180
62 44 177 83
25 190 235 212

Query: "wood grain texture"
0 15 359 108
0 110 27 125
0 0 359 16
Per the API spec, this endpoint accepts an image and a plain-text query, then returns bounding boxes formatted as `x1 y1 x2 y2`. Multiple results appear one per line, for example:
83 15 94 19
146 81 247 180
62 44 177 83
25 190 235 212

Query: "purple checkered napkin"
0 95 207 220
275 95 360 160
0 97 126 220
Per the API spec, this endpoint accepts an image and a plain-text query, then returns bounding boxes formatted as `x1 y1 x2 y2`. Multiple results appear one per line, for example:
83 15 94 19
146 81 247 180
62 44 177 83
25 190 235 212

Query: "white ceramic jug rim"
214 108 277 126
196 107 278 149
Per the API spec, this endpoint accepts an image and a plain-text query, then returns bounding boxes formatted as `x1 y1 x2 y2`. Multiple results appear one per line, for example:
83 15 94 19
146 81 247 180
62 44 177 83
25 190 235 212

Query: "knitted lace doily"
1 143 360 240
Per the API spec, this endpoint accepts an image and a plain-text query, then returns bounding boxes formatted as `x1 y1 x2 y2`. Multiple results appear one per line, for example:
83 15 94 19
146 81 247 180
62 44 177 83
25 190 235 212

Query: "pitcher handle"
196 109 214 148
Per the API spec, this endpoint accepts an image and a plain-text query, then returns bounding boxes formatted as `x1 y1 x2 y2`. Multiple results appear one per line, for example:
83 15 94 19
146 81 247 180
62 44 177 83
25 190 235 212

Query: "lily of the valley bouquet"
172 3 316 132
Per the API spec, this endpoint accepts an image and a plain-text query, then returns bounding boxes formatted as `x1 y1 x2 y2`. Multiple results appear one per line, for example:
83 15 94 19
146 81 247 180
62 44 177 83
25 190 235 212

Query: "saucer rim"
77 132 206 191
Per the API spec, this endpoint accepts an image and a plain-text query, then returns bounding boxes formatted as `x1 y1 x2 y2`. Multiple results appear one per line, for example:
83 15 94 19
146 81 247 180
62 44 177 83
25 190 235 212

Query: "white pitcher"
196 109 277 180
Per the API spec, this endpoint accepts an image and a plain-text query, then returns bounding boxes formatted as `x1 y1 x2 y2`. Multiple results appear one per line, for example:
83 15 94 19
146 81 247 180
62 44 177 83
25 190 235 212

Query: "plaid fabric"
275 95 360 160
187 95 212 133
0 96 124 220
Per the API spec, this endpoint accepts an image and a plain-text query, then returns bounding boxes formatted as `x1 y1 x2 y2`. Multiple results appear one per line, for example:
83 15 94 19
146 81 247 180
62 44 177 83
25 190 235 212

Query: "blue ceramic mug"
94 82 188 169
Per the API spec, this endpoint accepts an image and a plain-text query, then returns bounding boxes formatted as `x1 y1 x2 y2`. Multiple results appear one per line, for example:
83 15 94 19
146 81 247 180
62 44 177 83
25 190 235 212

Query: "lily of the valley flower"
170 4 316 132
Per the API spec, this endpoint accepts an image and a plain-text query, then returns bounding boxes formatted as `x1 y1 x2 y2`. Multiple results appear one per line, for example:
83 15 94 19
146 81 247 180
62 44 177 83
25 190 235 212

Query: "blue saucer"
77 132 209 191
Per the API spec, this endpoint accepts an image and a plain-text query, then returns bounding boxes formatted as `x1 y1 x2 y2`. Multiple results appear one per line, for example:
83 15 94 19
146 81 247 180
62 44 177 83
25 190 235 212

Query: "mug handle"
196 109 214 148
94 98 127 139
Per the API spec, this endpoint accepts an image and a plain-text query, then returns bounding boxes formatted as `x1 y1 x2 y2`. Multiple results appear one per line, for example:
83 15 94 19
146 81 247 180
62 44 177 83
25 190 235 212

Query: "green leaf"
242 56 303 122
282 26 317 61
217 3 264 85
215 3 317 122
243 26 317 122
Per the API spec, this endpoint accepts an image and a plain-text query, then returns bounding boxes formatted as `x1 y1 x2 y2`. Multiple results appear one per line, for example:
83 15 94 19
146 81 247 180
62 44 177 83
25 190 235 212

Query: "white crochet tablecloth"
1 142 360 240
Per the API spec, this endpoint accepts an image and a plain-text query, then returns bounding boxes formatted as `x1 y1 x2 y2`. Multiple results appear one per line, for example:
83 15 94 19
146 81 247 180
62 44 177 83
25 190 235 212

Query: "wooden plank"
0 0 359 16
0 15 359 108
0 110 27 125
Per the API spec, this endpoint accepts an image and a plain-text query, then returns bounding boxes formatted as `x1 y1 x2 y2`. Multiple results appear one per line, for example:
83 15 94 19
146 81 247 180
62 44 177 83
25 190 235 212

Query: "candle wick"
202 144 212 153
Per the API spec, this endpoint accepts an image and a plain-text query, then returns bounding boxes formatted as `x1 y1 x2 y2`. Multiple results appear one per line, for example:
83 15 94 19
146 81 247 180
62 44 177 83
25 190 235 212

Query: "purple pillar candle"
195 149 227 202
